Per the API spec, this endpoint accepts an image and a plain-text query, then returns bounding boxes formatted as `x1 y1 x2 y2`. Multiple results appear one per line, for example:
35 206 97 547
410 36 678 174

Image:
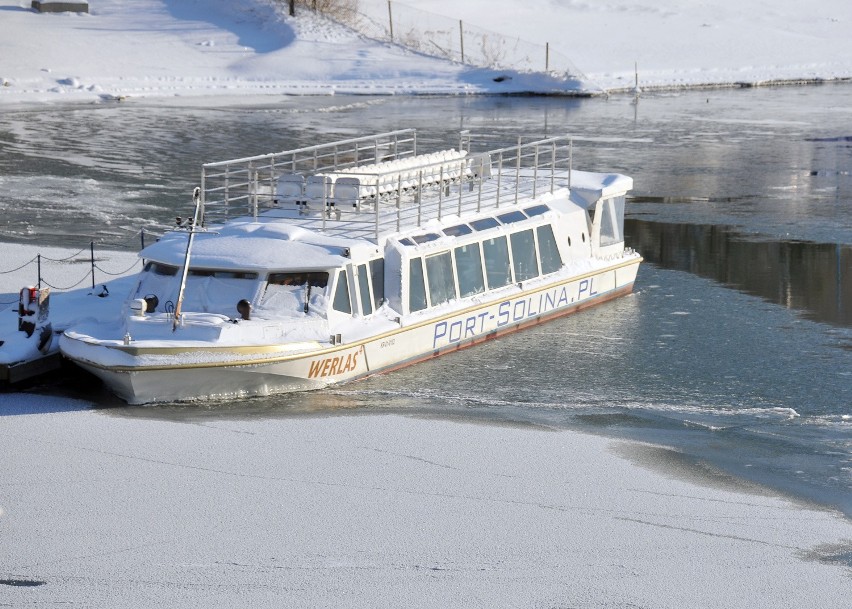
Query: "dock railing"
200 131 573 241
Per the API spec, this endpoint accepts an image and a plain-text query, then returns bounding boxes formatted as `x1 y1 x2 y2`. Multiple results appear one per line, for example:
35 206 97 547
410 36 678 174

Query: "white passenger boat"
60 130 641 404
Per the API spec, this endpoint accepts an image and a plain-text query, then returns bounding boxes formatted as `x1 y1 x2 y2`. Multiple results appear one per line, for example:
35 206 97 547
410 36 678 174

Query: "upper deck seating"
273 173 305 208
273 149 487 215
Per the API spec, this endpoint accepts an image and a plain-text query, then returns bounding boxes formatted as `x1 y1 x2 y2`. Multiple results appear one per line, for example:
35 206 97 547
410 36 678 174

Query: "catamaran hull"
61 259 640 404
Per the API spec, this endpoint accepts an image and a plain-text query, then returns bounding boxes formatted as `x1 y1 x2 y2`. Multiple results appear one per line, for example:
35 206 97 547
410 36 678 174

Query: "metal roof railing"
199 130 574 242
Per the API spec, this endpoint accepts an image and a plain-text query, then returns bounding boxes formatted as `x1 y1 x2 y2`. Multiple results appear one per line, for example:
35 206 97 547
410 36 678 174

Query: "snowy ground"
2 404 851 607
1 0 850 105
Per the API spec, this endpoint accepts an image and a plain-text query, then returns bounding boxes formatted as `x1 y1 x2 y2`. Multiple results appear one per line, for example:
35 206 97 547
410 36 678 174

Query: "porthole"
567 236 572 247
581 232 586 243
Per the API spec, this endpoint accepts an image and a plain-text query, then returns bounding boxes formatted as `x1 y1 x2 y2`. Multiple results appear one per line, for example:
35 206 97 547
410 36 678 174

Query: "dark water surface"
1 86 850 516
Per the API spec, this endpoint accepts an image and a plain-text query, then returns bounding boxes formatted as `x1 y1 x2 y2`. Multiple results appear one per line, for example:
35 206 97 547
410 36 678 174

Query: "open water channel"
0 85 850 517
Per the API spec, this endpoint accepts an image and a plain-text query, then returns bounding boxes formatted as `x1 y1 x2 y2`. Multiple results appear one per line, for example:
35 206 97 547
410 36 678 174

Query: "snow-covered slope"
1 0 850 105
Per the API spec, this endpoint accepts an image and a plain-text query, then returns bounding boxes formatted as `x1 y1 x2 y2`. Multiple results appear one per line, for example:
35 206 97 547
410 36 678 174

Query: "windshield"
134 262 261 317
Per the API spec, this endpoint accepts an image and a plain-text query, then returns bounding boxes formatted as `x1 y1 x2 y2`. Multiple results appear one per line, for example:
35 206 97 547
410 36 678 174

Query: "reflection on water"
626 219 851 327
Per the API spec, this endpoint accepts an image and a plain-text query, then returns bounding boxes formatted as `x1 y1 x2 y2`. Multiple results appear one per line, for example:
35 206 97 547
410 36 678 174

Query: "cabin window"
192 269 260 279
482 236 511 288
412 233 441 244
510 229 539 281
369 258 385 308
425 252 456 306
144 262 178 276
332 269 351 314
408 258 427 312
497 210 527 224
536 225 562 275
357 264 373 316
444 224 473 237
267 272 327 288
524 204 549 217
471 217 500 231
599 196 626 246
454 243 485 297
260 272 329 315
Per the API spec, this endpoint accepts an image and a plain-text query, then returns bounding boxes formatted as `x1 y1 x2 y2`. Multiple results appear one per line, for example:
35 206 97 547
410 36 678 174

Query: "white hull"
62 258 639 404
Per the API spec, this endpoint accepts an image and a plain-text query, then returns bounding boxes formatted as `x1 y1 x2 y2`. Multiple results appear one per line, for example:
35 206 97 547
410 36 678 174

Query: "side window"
599 196 625 246
332 269 351 314
454 243 485 297
482 235 511 289
369 258 385 309
425 252 456 306
408 257 427 312
536 224 562 275
357 264 373 316
510 229 539 281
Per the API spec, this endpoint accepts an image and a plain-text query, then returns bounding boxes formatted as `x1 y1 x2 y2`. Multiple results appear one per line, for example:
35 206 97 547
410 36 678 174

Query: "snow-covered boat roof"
142 219 360 271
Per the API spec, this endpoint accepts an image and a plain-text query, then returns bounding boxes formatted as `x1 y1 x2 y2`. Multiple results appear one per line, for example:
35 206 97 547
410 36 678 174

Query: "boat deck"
199 130 581 242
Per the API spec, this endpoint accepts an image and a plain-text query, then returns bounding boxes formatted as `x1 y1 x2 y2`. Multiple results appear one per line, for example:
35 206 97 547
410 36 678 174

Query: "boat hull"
62 257 640 404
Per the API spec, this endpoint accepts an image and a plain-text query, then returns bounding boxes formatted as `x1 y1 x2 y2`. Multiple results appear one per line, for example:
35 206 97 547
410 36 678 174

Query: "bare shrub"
278 0 358 24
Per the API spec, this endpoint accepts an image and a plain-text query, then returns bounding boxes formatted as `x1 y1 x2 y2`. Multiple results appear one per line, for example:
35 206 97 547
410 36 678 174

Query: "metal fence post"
459 20 465 64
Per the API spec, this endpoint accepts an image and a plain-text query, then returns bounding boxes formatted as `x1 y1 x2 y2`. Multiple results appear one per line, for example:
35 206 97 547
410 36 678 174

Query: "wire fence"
0 231 152 305
343 1 590 86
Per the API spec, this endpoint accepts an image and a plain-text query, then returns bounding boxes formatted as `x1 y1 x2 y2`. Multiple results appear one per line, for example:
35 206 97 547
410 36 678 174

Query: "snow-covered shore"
1 0 850 105
2 402 850 608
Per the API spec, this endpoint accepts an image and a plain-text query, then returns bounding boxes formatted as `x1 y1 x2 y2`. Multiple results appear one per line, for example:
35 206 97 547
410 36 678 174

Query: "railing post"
375 186 380 241
37 254 41 290
90 241 95 289
551 141 556 194
438 164 444 221
533 145 539 198
515 137 522 205
458 161 464 215
496 151 503 208
459 20 465 64
202 166 209 226
269 158 275 205
417 170 423 226
568 137 573 189
387 0 394 43
396 174 402 232
250 163 258 220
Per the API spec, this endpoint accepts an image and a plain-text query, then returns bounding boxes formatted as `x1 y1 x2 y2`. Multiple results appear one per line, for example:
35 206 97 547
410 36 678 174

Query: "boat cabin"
131 130 630 335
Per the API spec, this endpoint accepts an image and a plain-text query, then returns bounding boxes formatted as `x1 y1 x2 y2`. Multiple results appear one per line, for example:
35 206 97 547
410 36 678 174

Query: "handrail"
201 129 417 169
198 131 579 241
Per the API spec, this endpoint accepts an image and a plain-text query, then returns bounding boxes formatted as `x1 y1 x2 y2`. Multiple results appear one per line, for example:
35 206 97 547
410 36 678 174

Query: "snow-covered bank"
0 403 849 608
1 0 851 105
